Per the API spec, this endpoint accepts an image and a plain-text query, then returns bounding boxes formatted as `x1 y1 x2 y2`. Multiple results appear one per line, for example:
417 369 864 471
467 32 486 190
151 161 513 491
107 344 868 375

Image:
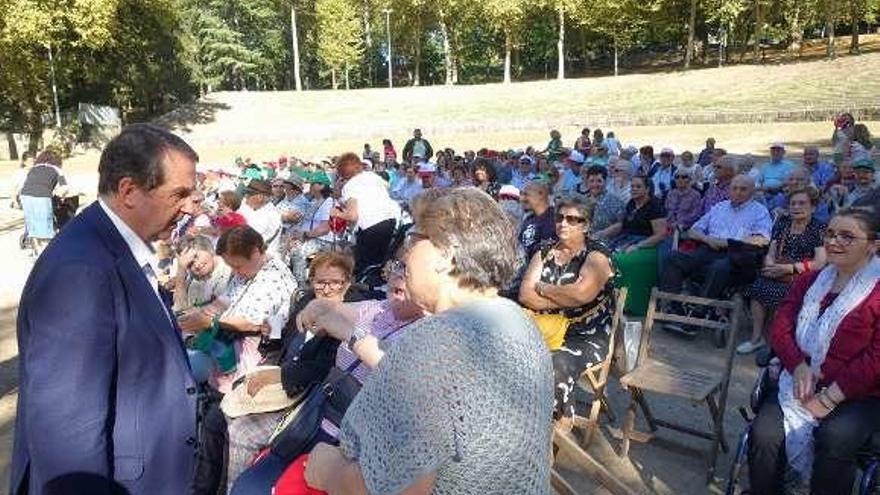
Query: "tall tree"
0 0 118 148
684 0 699 68
483 0 525 84
291 2 303 91
315 0 363 88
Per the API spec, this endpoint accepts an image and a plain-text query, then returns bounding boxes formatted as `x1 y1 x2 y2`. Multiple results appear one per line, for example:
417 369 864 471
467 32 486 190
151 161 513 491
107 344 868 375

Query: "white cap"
567 150 586 164
661 147 674 155
499 184 521 199
770 141 785 149
418 163 437 174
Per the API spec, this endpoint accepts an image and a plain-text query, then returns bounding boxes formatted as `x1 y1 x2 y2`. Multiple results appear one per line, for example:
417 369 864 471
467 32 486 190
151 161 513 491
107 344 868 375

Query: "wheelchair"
725 350 880 495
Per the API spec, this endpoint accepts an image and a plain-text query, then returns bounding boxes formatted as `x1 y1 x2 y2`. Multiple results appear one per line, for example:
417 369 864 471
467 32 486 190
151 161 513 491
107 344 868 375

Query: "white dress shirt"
99 199 169 317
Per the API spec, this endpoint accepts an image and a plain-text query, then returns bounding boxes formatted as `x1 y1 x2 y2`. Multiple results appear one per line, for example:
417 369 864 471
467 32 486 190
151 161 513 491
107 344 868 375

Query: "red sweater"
770 270 880 400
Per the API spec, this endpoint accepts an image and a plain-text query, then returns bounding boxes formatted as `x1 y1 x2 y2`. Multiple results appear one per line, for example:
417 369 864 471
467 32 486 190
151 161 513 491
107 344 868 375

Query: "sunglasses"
675 175 691 180
555 214 587 225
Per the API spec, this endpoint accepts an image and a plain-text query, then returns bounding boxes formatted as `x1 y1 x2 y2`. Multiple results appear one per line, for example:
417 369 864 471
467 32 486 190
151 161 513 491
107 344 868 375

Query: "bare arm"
518 251 559 311
332 198 359 223
634 218 667 249
538 251 614 307
594 221 622 240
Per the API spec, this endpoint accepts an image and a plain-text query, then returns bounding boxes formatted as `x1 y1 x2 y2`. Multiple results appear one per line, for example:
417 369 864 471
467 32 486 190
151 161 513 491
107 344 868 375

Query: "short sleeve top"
771 216 826 263
341 171 399 230
21 164 66 198
622 197 666 237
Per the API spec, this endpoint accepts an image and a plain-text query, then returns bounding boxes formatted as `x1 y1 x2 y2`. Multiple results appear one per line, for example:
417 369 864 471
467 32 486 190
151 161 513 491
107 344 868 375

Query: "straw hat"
220 367 299 418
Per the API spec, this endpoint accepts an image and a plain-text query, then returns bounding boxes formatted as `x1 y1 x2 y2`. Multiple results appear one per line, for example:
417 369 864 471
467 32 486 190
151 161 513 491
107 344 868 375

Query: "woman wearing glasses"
227 258 421 494
738 189 827 355
519 195 616 421
749 207 880 495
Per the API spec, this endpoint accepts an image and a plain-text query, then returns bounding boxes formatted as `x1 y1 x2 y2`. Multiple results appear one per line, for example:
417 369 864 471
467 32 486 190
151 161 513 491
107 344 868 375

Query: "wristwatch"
347 325 370 349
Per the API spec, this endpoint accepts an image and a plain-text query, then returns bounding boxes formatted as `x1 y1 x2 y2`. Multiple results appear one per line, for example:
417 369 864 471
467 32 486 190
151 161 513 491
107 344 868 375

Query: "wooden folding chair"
618 287 742 483
571 287 628 447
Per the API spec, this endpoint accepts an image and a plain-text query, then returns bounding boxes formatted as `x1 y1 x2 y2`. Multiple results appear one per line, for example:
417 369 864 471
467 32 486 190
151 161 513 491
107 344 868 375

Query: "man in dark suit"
12 124 203 495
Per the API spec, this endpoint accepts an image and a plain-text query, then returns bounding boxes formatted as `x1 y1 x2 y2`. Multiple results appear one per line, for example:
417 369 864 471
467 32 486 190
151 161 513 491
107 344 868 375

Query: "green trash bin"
613 246 658 317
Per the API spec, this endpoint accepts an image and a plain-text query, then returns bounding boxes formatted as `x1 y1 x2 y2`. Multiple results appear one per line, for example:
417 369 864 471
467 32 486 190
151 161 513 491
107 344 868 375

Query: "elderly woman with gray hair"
302 187 554 495
519 195 616 421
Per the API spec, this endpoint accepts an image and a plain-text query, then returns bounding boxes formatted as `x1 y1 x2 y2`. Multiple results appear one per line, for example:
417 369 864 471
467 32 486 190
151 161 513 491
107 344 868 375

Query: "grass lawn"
2 40 879 184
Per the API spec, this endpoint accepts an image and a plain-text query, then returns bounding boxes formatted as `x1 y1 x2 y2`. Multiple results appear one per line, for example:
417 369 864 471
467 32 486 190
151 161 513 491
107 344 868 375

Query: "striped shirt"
322 299 415 438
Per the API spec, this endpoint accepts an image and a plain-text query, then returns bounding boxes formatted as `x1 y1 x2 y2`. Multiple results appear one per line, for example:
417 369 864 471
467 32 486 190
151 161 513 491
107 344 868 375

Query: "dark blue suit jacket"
11 202 198 495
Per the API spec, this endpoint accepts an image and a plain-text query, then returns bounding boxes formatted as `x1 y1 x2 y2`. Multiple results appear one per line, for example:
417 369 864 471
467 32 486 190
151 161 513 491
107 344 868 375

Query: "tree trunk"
363 2 373 85
331 68 337 89
684 0 697 69
788 1 803 54
345 66 350 90
413 18 422 86
503 31 512 84
581 28 589 73
291 5 302 91
753 0 762 63
826 18 836 58
449 30 459 84
440 17 453 85
557 3 565 80
47 44 61 128
614 38 619 76
850 0 861 54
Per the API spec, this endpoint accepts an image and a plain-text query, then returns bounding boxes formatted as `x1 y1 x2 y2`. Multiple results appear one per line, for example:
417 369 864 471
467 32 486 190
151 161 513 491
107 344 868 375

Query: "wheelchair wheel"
725 424 751 495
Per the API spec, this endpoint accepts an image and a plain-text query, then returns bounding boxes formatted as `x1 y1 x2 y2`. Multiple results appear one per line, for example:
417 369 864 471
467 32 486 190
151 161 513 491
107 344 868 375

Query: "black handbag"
268 359 363 463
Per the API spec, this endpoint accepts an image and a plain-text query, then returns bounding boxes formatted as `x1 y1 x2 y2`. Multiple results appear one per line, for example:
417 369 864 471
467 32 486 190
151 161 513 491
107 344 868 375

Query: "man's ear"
115 177 140 209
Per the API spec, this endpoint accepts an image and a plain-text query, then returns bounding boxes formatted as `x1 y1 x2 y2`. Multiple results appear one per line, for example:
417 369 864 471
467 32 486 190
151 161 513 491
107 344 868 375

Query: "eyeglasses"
674 175 691 180
312 279 348 290
823 230 871 247
555 214 587 225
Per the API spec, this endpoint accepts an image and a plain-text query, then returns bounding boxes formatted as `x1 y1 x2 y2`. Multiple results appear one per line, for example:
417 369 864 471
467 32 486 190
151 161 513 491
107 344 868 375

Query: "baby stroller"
725 349 880 494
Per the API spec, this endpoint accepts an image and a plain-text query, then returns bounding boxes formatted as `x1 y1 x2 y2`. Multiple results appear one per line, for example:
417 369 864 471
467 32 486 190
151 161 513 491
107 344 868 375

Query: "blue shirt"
808 161 836 190
560 168 582 194
758 160 795 190
692 199 773 241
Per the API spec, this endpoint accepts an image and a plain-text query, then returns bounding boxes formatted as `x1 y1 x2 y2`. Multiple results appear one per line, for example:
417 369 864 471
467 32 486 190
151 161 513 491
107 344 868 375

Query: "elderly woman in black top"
519 195 616 421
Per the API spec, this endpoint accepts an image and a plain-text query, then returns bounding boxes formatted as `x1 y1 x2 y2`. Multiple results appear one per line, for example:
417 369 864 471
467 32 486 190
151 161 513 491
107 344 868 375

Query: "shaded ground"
0 209 764 493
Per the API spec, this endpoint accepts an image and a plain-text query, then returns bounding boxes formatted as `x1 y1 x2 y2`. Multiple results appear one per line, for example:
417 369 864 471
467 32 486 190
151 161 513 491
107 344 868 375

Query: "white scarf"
778 257 880 482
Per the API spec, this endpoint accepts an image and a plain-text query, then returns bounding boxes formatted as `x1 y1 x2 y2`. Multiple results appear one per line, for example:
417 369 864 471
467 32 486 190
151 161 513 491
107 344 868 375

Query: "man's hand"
304 443 348 490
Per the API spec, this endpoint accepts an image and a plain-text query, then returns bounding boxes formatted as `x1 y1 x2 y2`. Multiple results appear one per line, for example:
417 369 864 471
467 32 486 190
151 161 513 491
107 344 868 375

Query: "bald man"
660 175 772 328
519 181 557 260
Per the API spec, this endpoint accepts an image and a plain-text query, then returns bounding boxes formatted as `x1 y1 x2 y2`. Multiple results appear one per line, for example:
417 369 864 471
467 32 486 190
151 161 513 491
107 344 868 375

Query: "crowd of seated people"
84 117 878 494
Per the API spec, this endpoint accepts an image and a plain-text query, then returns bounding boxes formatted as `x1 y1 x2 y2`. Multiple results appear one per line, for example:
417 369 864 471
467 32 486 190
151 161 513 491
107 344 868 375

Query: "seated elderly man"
660 175 772 332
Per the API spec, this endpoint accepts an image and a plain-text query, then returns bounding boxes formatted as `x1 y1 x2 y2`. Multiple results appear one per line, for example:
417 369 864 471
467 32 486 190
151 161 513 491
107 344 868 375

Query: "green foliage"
1 0 878 136
315 0 363 87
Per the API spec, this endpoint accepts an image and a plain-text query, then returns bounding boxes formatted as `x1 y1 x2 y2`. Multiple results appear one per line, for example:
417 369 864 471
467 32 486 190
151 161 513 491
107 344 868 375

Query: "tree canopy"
1 0 879 142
